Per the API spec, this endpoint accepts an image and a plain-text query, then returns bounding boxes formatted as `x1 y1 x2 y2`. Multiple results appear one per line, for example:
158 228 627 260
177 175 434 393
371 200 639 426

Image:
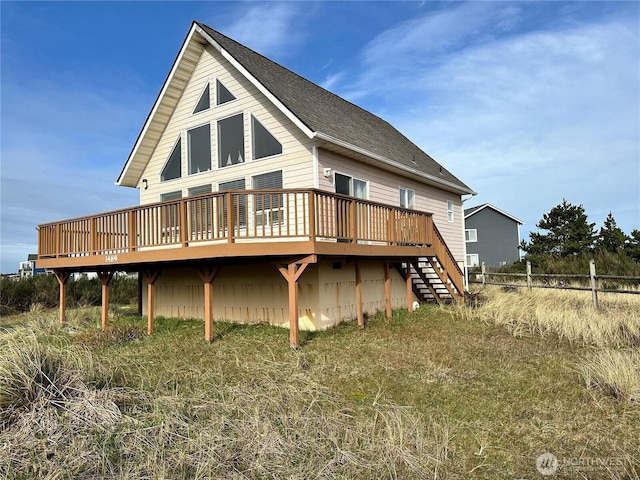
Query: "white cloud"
332 4 639 238
219 3 312 59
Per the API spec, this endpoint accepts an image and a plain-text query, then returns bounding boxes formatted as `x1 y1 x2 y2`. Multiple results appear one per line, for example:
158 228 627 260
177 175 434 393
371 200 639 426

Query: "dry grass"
464 286 640 347
1 304 639 478
578 349 640 403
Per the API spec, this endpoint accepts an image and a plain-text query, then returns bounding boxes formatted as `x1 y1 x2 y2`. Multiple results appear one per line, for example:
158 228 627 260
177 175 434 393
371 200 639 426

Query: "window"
466 254 479 267
218 114 245 168
216 79 236 105
465 229 478 242
252 115 282 159
193 83 210 114
447 200 454 222
188 124 211 174
219 178 246 226
160 191 182 201
253 170 283 225
399 188 415 209
188 184 212 196
160 138 182 182
335 173 367 199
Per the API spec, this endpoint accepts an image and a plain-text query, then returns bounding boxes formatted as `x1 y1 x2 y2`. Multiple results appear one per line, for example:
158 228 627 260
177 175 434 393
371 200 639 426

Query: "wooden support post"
97 271 114 331
278 260 311 348
406 263 414 313
198 265 220 342
384 263 392 319
141 270 161 335
54 271 71 324
355 262 364 329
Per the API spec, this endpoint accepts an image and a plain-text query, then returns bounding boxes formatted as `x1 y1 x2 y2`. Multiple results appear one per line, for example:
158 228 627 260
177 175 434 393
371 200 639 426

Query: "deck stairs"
396 256 464 305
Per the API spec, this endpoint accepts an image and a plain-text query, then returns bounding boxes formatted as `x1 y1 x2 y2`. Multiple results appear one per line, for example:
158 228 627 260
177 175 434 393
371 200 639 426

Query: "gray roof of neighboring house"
197 22 472 194
464 203 523 224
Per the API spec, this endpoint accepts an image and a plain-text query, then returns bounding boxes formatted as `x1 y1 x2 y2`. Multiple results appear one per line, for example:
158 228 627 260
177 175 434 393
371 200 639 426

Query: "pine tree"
596 212 629 253
625 229 640 262
521 199 596 257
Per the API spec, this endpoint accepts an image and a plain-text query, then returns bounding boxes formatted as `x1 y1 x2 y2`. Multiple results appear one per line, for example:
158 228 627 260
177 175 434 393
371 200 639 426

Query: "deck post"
384 262 392 319
406 262 414 313
278 260 312 348
198 265 220 342
97 271 114 331
54 271 71 323
142 270 161 335
355 262 364 328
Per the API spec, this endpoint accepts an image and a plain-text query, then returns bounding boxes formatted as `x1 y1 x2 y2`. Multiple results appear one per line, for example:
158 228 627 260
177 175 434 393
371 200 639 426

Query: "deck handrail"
37 189 461 291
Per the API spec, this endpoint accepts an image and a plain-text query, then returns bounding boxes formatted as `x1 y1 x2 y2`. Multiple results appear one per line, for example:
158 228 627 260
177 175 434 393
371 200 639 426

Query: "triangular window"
216 79 236 105
161 137 182 182
252 115 282 159
193 83 210 114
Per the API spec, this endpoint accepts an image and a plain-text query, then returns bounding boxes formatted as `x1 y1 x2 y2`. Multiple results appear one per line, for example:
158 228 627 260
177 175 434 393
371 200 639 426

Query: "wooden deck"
37 189 464 345
38 189 459 285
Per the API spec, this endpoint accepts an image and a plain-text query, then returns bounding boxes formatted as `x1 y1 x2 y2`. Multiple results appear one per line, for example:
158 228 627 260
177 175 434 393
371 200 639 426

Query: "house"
19 253 46 279
464 204 523 268
37 21 475 346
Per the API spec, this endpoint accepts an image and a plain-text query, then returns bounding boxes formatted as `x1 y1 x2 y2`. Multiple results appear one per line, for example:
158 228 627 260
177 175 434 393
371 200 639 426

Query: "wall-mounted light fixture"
142 179 148 190
323 168 332 178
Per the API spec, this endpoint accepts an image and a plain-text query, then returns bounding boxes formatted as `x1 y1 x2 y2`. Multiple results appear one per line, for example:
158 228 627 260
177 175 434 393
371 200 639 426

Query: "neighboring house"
464 204 523 268
37 21 474 346
19 254 46 279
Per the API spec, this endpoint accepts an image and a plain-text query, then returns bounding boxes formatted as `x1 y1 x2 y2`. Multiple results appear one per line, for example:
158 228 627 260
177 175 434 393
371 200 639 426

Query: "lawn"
1 288 638 479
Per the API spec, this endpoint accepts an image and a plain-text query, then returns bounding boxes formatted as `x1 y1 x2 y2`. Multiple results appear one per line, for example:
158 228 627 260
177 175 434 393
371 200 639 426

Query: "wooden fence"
468 260 640 308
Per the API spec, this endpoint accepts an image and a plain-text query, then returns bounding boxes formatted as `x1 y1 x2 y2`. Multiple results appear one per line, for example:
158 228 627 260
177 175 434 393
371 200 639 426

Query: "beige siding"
317 149 465 261
142 259 410 330
317 261 409 326
139 45 315 204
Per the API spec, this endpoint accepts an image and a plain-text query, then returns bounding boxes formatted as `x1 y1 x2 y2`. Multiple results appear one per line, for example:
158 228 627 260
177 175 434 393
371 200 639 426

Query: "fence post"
590 259 599 309
526 261 532 291
481 262 486 286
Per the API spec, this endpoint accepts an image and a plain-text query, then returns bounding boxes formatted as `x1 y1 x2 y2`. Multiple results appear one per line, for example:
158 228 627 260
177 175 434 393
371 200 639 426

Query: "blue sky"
1 1 638 273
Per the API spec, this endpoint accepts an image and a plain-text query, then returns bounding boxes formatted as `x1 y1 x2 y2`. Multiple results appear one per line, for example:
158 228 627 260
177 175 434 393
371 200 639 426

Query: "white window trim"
187 122 213 176
466 254 479 267
335 171 369 199
159 135 183 184
399 186 415 209
192 80 211 115
465 229 478 242
250 114 283 161
216 112 246 169
215 77 239 107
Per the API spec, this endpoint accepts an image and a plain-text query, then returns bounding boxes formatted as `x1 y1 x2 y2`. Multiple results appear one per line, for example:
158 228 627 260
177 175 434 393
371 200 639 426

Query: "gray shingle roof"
198 22 472 194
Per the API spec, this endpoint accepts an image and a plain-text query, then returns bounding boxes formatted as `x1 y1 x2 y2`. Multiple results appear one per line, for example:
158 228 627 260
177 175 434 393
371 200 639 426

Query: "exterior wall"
465 208 521 267
316 260 410 328
142 259 410 330
139 44 315 204
316 149 465 262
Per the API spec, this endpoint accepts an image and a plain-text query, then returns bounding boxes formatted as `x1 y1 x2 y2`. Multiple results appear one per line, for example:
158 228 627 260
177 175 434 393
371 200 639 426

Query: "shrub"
0 275 139 315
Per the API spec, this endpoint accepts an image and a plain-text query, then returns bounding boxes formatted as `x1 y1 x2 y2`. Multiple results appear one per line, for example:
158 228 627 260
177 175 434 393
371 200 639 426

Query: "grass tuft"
578 349 640 403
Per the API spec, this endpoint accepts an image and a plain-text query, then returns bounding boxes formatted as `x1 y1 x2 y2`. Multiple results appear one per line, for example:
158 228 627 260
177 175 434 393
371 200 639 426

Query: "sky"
1 1 639 273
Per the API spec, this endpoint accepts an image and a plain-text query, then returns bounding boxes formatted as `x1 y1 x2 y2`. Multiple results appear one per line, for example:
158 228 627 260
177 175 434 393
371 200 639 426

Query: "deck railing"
38 189 442 259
